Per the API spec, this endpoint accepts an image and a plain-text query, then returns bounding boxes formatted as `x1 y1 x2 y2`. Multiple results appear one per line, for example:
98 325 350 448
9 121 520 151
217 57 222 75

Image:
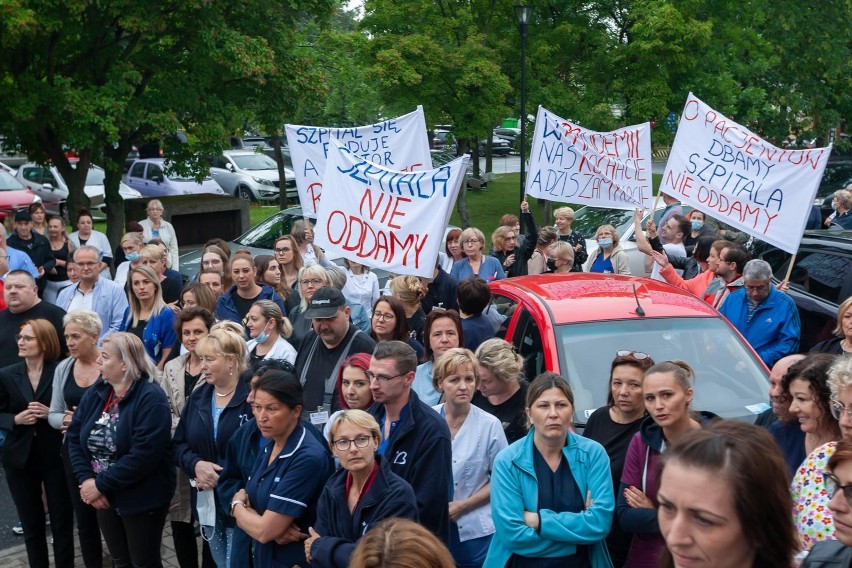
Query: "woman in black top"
44 214 75 303
49 310 104 568
582 350 654 568
0 318 73 568
472 338 529 444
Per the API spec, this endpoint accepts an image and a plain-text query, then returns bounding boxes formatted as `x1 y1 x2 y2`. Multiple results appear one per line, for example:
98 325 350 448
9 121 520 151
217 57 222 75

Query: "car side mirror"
225 163 234 172
154 175 164 183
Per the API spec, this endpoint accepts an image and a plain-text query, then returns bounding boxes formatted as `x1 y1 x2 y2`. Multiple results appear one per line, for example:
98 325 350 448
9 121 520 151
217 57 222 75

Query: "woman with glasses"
369 296 424 360
412 309 464 406
174 325 251 567
583 350 654 567
180 282 218 315
788 353 846 550
272 235 303 310
432 348 507 568
140 199 179 271
618 360 710 568
804 439 852 566
67 332 174 568
472 338 528 444
230 369 334 567
215 253 287 327
450 227 505 282
490 200 537 278
288 264 331 348
305 410 418 568
656 421 797 568
0 319 74 568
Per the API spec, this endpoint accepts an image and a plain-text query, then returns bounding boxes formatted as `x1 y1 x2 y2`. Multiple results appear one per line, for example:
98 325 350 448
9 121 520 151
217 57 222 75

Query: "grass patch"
449 172 662 237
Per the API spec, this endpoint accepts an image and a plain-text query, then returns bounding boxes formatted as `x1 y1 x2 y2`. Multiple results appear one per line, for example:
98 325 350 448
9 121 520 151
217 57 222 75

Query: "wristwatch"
230 500 247 516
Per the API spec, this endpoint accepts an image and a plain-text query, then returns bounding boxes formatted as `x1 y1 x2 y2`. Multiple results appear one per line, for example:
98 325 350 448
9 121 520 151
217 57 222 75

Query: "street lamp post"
515 4 533 206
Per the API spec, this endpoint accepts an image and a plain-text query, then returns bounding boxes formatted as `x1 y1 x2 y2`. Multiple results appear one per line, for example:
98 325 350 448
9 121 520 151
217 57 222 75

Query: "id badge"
95 412 110 426
309 406 329 426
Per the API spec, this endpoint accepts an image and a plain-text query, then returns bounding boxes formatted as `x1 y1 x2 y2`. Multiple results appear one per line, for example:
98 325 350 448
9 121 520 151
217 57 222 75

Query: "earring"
229 367 233 376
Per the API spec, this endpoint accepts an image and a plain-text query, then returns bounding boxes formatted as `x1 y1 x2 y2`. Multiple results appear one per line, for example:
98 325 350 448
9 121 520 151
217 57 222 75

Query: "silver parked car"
209 150 297 202
16 162 141 220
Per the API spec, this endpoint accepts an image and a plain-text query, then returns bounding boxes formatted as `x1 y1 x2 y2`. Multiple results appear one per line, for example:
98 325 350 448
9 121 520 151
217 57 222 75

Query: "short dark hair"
607 352 655 407
373 340 418 375
174 307 215 336
720 245 750 274
671 214 691 240
526 371 574 408
456 276 491 316
692 235 717 264
423 310 464 362
781 353 839 439
254 368 303 412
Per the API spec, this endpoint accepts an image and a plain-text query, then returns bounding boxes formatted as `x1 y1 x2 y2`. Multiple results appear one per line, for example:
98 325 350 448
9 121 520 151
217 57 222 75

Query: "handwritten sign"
526 106 653 209
662 93 831 254
285 107 433 217
313 140 468 278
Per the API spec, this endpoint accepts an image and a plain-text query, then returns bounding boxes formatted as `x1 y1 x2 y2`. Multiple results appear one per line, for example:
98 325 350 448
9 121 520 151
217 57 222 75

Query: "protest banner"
313 140 468 278
285 107 433 217
526 106 653 209
662 93 831 253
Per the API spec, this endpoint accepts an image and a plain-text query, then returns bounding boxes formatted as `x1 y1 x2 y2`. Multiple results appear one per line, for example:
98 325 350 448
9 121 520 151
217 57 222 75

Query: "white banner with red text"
662 93 831 253
285 107 433 217
525 106 653 209
313 140 467 278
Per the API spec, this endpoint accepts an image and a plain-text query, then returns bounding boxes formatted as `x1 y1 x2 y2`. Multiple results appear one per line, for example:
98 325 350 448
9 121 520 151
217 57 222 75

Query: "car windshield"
232 154 278 171
556 317 768 424
0 171 23 190
235 208 312 249
571 207 635 240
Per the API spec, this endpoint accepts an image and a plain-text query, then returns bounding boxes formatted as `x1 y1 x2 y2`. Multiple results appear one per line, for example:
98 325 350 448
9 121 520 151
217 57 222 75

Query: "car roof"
491 274 719 323
223 150 269 156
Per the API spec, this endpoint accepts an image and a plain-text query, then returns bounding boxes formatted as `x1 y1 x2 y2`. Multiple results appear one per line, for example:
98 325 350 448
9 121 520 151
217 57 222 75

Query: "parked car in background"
0 161 16 176
475 135 512 157
430 149 480 189
432 129 453 151
489 274 770 427
815 160 852 220
493 127 521 152
751 230 852 352
572 204 693 275
0 170 42 221
209 150 297 202
16 161 141 220
124 158 224 198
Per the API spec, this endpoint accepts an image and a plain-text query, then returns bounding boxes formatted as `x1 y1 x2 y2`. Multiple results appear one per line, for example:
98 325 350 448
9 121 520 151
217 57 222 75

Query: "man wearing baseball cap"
294 286 376 427
7 210 54 296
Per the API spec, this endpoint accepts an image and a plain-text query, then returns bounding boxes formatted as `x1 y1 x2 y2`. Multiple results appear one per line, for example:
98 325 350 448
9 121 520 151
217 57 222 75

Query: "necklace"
215 386 236 397
843 339 851 352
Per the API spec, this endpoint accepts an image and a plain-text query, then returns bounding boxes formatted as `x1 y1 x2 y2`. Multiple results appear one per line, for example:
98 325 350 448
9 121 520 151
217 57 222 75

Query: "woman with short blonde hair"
140 199 179 270
450 227 505 282
554 206 587 271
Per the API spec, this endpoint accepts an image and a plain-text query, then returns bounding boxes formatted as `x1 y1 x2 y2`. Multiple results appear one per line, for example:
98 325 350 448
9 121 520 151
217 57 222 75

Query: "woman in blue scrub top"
230 369 333 568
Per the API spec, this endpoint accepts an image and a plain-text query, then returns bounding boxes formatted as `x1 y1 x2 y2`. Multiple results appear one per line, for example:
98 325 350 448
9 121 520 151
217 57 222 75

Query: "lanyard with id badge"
299 330 363 428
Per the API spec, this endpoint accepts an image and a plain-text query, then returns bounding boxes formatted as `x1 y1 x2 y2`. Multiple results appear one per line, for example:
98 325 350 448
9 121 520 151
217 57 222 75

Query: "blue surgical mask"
691 221 704 231
125 251 140 262
255 330 270 344
598 238 613 249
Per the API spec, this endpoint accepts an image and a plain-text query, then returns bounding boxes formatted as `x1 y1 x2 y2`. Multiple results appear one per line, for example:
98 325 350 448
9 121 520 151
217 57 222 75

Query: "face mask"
598 238 613 249
691 221 704 231
125 251 140 262
546 258 557 271
255 330 270 344
832 201 839 211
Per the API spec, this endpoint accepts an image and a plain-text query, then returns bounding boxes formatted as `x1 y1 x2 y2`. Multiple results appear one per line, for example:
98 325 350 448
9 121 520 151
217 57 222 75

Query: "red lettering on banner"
308 182 322 213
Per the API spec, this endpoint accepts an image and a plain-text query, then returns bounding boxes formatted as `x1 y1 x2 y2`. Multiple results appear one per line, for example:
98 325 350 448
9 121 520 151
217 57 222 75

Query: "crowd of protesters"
0 193 850 568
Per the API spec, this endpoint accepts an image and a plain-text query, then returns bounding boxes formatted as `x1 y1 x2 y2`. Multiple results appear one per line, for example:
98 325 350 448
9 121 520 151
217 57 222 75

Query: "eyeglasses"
274 247 292 254
300 279 324 286
462 239 482 245
372 311 395 321
147 207 163 212
824 472 852 507
76 262 98 268
15 334 35 342
616 350 650 360
365 371 406 383
830 399 852 420
332 435 372 452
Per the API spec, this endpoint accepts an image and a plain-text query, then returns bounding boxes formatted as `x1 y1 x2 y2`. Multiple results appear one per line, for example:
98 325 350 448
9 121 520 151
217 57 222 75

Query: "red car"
0 170 41 221
489 274 770 425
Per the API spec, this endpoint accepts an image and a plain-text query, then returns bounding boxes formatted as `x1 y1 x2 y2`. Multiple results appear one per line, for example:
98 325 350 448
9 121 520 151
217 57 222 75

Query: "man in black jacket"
7 210 54 296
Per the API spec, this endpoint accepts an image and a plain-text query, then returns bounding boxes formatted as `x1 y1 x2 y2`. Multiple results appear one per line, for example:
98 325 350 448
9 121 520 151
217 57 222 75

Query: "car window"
146 164 163 181
129 162 145 178
773 249 852 305
556 318 769 425
572 207 634 240
0 171 23 191
512 308 545 381
212 157 229 169
22 167 42 183
43 169 59 186
231 154 277 171
490 292 518 337
235 210 309 249
82 167 105 185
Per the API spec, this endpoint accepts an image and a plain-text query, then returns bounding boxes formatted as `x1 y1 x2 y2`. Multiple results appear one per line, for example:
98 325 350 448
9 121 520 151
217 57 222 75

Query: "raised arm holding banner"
285 106 433 217
662 93 831 254
525 105 653 210
313 140 468 278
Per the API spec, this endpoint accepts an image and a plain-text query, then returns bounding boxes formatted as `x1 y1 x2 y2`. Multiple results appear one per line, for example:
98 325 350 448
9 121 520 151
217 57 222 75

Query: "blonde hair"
138 244 164 263
491 225 516 252
195 327 248 374
432 347 479 391
127 265 167 327
595 224 620 246
120 232 144 248
63 310 103 337
252 300 293 339
101 332 158 383
327 409 381 446
554 206 575 221
475 338 523 383
349 518 456 568
389 275 423 308
458 227 485 248
297 265 331 311
549 240 575 264
833 297 852 338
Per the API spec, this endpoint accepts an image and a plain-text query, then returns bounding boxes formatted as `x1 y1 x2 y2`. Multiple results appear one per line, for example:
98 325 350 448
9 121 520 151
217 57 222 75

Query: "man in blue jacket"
367 340 453 544
719 259 801 368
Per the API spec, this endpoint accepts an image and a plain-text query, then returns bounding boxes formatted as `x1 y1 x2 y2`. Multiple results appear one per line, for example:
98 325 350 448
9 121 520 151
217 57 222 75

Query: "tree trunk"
456 184 471 228
485 133 493 174
102 141 132 256
272 134 289 210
